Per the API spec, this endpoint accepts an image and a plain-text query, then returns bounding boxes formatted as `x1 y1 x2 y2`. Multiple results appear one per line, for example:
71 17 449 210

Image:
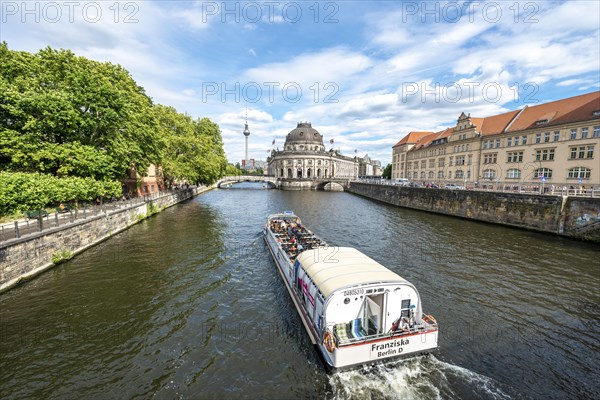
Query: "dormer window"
593 110 600 116
536 119 549 126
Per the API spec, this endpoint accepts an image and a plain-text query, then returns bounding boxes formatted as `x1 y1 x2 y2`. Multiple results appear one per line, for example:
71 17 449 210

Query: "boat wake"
329 354 514 400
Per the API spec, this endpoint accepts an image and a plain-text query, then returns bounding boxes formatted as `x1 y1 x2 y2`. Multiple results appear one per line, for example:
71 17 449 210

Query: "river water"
1 182 598 399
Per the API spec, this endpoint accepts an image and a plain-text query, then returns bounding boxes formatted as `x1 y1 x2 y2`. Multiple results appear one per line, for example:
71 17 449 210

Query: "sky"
1 1 599 165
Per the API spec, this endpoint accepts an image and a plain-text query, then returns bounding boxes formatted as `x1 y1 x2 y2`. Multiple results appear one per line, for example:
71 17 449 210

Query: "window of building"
449 156 453 166
544 132 550 143
553 131 560 142
483 153 497 164
413 172 418 179
483 169 497 179
407 163 412 170
534 168 553 179
535 149 555 161
581 127 588 139
568 167 591 179
414 161 418 169
570 129 577 140
535 133 541 143
495 139 501 148
483 140 488 150
570 146 593 159
507 151 523 163
456 156 465 165
428 171 434 179
455 170 464 178
594 126 600 138
438 158 445 167
421 160 427 168
429 159 435 168
507 137 512 147
506 169 521 179
438 171 444 179
522 135 528 145
468 155 473 165
514 136 520 146
421 171 426 179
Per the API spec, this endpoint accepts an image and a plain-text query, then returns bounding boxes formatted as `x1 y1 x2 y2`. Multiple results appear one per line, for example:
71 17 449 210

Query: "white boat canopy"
296 247 409 298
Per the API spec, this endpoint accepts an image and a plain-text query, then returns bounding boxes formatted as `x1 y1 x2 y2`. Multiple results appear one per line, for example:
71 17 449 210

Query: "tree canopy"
382 163 392 179
0 43 228 216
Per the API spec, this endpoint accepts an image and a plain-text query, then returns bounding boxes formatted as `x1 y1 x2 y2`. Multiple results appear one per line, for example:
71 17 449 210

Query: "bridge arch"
315 181 346 191
217 176 276 188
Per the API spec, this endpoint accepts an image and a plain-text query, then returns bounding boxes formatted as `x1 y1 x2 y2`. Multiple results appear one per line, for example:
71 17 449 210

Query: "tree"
0 43 229 217
0 43 160 181
382 163 392 179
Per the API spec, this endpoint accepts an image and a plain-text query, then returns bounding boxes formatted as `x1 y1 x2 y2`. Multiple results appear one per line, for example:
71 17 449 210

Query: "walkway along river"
0 182 598 399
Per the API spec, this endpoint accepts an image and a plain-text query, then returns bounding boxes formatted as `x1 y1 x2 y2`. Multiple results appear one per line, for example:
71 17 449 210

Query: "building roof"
412 128 453 150
505 91 600 132
296 247 408 298
477 110 521 136
285 122 324 145
393 131 433 147
399 91 600 152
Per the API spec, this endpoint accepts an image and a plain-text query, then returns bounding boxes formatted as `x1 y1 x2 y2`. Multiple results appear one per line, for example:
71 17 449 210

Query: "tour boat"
264 211 439 370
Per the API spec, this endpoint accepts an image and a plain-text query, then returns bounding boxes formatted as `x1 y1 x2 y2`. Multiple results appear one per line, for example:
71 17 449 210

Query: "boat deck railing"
333 318 438 347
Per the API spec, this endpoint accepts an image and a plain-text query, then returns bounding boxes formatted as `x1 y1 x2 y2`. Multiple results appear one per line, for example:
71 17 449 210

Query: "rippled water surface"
1 183 599 399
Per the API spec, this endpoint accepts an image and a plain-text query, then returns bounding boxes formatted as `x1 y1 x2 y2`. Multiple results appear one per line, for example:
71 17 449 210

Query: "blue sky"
1 1 599 165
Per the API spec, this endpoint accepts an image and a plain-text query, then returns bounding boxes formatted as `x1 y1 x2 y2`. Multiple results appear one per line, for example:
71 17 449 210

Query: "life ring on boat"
324 330 336 353
422 314 437 325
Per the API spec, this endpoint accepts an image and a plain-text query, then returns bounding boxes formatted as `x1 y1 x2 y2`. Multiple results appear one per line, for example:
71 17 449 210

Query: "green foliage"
226 164 243 176
0 172 121 215
0 43 229 216
382 163 392 179
0 43 160 179
155 105 228 186
51 249 73 265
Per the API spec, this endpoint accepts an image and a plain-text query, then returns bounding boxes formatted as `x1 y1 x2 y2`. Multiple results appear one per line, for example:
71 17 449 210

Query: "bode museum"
267 122 359 190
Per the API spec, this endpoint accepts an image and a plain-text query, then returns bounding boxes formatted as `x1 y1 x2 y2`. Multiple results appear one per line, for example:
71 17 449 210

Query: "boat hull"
263 214 438 370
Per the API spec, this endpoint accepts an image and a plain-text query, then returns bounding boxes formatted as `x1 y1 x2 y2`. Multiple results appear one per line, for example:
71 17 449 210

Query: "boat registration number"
343 288 364 296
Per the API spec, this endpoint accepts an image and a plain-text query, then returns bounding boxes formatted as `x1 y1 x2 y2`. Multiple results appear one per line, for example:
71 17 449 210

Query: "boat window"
401 299 411 318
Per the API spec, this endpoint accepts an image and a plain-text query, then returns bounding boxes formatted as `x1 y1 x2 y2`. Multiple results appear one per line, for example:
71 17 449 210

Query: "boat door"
363 294 384 336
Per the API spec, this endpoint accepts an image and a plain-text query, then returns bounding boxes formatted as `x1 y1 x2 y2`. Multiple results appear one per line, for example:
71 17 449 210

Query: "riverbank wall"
347 182 600 242
0 186 213 293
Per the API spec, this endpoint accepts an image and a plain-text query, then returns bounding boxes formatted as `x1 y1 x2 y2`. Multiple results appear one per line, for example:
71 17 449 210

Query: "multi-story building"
267 122 358 189
358 154 382 178
392 91 600 189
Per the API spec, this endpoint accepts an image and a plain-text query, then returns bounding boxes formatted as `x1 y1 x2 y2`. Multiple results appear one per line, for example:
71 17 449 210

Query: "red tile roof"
393 131 433 147
505 91 600 132
399 91 600 152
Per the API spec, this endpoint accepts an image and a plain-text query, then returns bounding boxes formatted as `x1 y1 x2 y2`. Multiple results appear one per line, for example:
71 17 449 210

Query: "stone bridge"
217 176 277 188
216 176 351 191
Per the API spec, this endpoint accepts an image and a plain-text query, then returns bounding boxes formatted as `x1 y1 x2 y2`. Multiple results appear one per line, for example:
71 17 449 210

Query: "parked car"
408 182 423 188
444 183 465 190
392 178 410 186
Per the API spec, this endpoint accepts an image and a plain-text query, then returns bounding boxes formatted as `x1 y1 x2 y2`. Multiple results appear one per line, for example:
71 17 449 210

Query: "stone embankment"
347 182 600 243
0 186 212 293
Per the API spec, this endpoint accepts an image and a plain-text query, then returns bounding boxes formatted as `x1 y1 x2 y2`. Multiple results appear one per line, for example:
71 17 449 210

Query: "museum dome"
285 122 324 145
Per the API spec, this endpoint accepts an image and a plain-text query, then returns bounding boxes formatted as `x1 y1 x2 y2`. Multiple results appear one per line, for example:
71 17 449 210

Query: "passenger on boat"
390 317 410 333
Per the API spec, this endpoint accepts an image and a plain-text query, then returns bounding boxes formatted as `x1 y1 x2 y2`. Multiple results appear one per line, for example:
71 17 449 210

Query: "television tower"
243 105 250 165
